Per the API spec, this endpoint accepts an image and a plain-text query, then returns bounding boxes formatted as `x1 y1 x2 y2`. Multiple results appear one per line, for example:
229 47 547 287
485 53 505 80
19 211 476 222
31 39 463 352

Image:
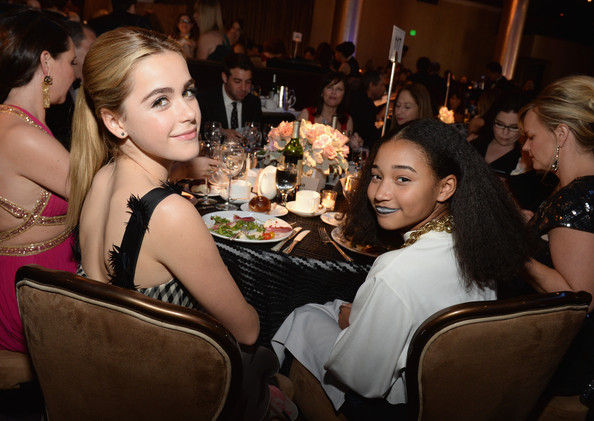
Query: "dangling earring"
42 75 53 109
551 144 560 172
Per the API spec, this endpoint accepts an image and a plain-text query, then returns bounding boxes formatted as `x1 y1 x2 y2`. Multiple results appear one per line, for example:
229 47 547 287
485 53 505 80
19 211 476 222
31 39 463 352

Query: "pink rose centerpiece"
438 106 455 124
266 119 350 175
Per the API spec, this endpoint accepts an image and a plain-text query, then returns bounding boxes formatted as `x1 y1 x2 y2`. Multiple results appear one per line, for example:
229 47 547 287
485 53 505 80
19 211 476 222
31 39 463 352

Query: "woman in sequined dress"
519 75 594 398
0 9 77 354
272 119 534 419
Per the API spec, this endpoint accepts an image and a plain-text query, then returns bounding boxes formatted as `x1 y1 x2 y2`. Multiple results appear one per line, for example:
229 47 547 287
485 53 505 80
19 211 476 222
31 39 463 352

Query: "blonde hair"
519 75 594 154
194 0 224 34
67 27 184 227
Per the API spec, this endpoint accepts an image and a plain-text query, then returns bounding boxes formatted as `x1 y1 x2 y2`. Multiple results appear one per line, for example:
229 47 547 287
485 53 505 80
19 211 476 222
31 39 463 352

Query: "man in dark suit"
87 0 151 36
348 70 385 149
485 61 514 92
198 53 262 142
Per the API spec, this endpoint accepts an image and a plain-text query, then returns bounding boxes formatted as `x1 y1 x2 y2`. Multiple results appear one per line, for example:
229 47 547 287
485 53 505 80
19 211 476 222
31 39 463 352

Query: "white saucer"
240 202 288 217
286 201 326 217
320 212 343 226
219 191 256 205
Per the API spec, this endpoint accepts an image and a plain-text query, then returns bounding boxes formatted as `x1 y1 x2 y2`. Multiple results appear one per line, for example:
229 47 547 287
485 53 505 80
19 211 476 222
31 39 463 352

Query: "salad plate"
202 211 292 243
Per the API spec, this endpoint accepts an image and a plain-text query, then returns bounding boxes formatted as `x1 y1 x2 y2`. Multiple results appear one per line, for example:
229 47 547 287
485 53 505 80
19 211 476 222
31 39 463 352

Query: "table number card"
389 25 406 63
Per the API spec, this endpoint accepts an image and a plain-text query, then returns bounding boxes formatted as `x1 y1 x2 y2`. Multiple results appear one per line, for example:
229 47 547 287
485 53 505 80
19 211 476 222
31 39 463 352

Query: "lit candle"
321 190 337 211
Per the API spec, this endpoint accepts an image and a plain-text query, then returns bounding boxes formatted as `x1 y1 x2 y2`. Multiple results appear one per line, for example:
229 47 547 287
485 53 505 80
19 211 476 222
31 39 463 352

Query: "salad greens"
210 215 267 240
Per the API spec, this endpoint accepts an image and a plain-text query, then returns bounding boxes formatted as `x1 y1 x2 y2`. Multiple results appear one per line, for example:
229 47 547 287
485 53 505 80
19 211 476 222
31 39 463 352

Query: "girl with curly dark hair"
272 119 535 418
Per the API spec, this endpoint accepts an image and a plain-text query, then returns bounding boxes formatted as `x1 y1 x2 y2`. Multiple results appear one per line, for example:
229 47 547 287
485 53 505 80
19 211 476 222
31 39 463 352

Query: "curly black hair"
342 119 536 290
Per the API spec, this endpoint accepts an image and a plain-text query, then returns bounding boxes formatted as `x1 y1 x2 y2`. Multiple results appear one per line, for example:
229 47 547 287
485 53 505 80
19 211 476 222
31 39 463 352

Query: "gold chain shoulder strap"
0 104 46 132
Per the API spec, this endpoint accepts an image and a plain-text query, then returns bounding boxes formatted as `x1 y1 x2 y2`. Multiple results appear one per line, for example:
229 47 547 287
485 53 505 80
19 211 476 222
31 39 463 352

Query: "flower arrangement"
266 119 350 175
438 106 455 124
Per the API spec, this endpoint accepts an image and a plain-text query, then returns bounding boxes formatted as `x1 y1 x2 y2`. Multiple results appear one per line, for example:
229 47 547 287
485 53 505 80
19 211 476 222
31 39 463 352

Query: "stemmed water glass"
341 173 359 203
216 139 246 211
352 147 369 171
242 121 262 153
204 121 223 144
275 162 298 207
196 140 219 207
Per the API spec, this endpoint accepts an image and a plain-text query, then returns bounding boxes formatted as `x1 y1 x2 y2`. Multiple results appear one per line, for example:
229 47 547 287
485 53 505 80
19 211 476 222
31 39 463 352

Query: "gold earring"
551 144 560 172
42 75 53 109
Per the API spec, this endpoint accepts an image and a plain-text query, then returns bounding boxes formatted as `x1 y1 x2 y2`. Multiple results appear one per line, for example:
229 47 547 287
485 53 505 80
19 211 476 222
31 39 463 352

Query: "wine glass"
204 121 223 144
216 139 246 211
342 173 359 203
352 147 369 171
243 121 262 153
196 140 219 207
275 162 298 207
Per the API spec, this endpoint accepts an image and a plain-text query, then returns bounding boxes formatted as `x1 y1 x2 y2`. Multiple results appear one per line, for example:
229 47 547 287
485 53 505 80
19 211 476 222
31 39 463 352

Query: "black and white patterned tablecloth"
209 210 374 346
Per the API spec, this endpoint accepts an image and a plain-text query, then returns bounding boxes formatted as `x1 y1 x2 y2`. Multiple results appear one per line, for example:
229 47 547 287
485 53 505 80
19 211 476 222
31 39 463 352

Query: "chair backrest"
406 291 591 421
15 264 242 421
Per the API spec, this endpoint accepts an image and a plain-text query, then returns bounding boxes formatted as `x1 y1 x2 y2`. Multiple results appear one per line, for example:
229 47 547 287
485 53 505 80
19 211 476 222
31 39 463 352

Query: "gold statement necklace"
400 214 454 249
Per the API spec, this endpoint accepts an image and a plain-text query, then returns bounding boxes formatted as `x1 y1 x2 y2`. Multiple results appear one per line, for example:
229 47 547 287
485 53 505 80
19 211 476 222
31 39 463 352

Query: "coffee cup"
295 190 321 213
230 180 252 200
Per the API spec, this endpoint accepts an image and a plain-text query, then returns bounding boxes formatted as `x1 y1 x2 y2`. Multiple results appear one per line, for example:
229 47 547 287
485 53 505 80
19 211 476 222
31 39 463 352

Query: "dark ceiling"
471 0 594 47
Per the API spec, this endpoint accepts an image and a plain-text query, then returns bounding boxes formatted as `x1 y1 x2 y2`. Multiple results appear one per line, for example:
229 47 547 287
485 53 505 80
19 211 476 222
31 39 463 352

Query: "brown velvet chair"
406 291 591 421
288 291 591 421
15 264 243 421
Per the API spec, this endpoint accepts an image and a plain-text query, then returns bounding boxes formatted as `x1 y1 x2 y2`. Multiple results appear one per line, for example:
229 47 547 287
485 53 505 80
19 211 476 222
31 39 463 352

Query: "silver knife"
271 227 302 252
283 230 310 255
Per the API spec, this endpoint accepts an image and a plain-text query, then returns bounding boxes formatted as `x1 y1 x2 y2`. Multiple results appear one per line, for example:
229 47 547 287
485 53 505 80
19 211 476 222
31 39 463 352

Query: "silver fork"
318 227 353 262
230 225 250 240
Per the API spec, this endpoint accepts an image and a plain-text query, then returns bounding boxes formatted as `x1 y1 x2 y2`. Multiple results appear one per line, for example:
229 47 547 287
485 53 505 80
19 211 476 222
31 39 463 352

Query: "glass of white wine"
216 139 246 211
341 173 359 203
275 162 298 207
196 140 219 207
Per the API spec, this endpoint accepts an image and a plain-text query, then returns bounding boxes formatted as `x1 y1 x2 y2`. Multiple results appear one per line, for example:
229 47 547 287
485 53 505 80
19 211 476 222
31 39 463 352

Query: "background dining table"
198 196 375 347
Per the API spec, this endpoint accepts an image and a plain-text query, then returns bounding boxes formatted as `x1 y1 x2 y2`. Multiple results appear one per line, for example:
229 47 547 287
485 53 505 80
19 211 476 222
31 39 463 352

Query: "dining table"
197 194 376 347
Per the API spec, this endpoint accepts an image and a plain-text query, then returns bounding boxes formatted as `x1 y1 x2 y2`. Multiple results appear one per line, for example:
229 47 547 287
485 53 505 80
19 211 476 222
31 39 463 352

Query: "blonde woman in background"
520 75 594 404
193 0 231 60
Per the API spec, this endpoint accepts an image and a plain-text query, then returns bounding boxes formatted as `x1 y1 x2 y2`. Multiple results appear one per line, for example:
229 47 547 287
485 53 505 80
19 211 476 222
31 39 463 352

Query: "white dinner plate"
219 191 257 205
286 201 326 218
330 227 384 257
202 211 292 243
320 212 343 226
240 202 288 217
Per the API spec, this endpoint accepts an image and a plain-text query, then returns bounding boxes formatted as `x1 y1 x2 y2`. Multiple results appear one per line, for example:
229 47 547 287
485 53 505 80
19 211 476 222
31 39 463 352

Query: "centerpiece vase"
299 168 326 192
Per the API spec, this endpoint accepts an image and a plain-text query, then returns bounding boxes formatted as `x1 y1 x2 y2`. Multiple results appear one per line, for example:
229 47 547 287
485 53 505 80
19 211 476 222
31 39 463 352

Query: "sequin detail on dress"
532 176 594 235
0 105 72 256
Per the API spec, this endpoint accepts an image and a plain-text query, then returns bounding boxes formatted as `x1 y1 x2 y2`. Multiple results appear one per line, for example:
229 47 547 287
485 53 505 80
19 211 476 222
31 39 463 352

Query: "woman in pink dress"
0 9 77 354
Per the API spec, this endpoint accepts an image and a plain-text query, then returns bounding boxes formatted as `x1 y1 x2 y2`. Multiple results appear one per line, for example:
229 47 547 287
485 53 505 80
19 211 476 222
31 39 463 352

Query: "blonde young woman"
193 0 231 60
0 9 77 354
68 27 289 420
